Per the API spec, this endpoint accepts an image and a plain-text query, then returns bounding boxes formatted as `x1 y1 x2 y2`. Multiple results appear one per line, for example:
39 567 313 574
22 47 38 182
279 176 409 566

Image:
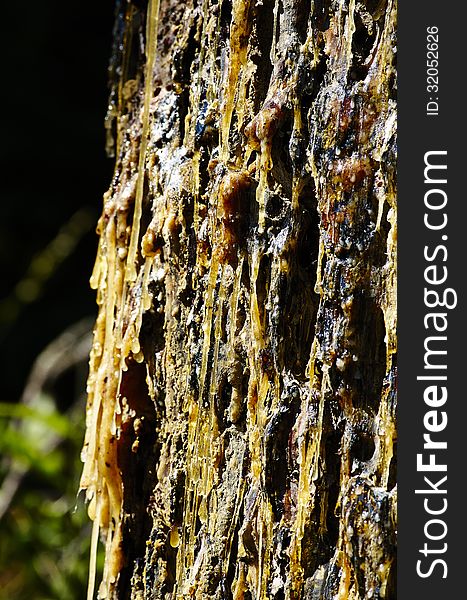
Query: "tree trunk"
80 0 397 598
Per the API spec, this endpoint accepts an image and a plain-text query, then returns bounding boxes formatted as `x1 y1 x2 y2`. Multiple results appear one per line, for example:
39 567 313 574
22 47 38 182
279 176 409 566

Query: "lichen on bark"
80 0 397 598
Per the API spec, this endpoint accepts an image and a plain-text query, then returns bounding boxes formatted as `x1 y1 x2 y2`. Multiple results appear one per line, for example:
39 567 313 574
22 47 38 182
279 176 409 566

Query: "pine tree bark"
80 0 397 598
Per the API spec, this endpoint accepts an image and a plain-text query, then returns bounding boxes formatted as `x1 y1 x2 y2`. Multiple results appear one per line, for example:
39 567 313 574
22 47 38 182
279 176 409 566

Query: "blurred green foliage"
0 209 102 598
0 388 103 599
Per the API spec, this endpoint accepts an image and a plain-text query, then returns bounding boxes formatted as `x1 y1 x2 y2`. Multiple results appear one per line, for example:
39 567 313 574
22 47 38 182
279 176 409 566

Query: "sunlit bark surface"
80 0 397 598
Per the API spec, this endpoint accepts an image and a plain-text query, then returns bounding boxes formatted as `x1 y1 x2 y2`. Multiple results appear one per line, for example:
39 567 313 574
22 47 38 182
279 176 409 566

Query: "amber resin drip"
80 1 161 598
81 0 397 598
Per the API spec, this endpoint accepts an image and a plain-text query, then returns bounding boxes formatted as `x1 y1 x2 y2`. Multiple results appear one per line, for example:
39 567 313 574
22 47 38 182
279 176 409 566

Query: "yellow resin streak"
80 1 160 598
81 0 397 597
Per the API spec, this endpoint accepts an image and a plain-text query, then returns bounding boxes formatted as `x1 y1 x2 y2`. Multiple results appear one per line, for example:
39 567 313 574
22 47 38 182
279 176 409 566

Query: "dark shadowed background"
0 2 115 598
